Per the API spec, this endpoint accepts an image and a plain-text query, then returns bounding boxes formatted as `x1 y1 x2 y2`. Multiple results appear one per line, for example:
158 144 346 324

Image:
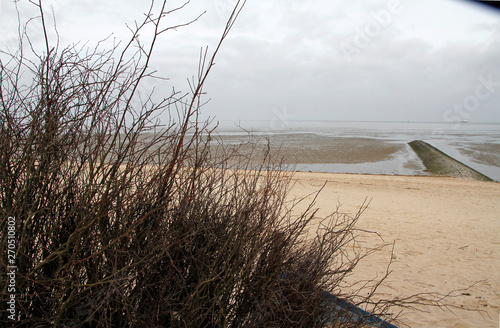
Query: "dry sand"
288 172 500 328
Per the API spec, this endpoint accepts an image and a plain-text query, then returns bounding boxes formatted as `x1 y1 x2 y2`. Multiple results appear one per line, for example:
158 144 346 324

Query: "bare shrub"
0 1 452 327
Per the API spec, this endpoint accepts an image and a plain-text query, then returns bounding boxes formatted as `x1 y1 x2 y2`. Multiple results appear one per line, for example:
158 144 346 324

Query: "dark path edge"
320 291 398 328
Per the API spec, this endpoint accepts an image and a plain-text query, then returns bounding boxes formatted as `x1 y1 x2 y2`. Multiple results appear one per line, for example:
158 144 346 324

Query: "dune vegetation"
0 1 452 327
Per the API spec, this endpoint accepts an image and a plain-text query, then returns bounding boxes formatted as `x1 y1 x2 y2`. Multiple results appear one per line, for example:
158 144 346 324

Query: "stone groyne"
408 140 493 181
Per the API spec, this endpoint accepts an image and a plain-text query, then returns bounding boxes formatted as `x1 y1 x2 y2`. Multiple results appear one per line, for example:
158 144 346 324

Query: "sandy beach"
288 172 500 327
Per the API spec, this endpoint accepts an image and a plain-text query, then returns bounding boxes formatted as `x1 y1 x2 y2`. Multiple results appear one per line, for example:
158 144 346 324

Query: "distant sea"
212 121 500 182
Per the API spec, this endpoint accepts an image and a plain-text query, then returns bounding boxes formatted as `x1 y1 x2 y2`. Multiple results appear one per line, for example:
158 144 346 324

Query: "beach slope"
289 172 500 327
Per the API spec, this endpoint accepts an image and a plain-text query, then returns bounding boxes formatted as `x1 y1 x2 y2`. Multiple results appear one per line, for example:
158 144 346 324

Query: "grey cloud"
1 0 499 123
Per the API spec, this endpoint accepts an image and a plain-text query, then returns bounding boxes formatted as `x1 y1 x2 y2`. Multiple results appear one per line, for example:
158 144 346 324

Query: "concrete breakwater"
408 140 493 181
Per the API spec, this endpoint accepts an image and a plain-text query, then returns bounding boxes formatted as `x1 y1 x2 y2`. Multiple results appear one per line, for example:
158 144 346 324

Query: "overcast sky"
1 0 500 123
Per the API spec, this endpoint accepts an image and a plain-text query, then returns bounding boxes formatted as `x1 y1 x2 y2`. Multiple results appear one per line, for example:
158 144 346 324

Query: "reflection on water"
211 121 500 181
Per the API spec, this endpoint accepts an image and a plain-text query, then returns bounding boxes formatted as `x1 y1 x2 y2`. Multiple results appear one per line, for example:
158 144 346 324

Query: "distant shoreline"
209 121 500 181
